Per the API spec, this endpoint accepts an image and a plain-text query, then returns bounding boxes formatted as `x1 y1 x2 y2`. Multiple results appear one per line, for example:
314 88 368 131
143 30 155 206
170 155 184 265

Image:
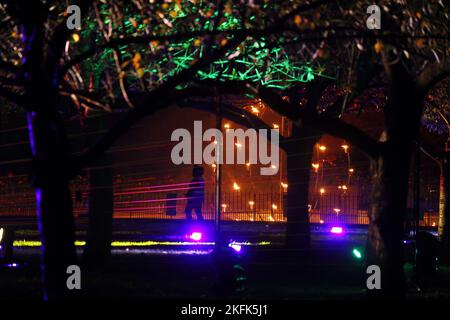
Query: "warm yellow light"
281 182 288 189
320 188 325 194
272 204 278 210
72 33 80 43
251 106 259 114
318 145 327 151
273 123 279 129
342 185 348 190
341 144 349 151
333 208 341 214
349 168 354 173
235 142 242 148
246 162 251 167
268 215 275 222
319 220 324 224
233 182 240 190
0 227 3 242
221 204 227 208
271 165 277 169
224 123 230 129
249 201 255 206
312 163 319 170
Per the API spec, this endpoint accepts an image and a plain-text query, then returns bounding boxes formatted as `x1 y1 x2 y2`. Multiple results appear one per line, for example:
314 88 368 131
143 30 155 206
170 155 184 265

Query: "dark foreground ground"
1 219 449 299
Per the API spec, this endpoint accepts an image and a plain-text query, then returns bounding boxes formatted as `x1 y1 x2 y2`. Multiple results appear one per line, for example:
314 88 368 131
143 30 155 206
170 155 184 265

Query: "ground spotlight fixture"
189 232 203 241
228 242 242 253
352 248 362 259
330 226 343 234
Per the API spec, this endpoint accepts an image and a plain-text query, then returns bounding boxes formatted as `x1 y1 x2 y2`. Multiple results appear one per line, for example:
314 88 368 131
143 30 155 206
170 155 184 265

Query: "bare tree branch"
182 79 381 159
417 61 450 97
258 86 381 159
48 0 92 69
0 74 23 87
178 99 288 150
0 59 20 74
74 36 245 171
61 0 335 73
0 84 24 105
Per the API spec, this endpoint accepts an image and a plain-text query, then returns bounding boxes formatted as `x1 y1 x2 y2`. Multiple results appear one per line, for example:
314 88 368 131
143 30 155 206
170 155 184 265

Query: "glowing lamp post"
312 163 319 173
341 144 349 153
251 106 259 115
318 145 327 152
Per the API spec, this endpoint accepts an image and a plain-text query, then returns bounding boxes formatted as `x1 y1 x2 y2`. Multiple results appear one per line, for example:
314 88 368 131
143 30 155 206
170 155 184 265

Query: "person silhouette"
185 166 205 221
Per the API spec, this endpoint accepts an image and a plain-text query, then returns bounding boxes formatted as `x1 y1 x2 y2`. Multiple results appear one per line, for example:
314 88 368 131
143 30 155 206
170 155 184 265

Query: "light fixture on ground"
189 232 203 241
228 241 242 253
352 248 362 259
330 226 343 234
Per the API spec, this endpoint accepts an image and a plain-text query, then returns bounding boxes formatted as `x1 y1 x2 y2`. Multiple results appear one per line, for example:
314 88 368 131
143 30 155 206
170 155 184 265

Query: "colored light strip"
13 240 271 247
111 249 211 256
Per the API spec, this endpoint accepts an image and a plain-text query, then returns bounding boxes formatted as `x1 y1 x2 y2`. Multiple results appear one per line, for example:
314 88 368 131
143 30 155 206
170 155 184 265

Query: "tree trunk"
285 126 320 249
83 152 114 269
438 155 450 251
27 111 77 299
368 142 411 298
366 63 422 298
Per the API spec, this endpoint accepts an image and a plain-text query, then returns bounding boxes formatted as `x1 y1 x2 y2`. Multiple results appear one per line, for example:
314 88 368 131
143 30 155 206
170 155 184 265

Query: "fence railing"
0 176 440 227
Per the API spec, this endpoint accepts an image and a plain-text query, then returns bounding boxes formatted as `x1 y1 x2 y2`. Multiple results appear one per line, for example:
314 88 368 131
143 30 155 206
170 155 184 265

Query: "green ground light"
352 248 362 259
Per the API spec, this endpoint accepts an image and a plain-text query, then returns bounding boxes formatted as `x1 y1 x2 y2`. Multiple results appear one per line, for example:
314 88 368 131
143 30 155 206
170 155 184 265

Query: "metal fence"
0 175 441 227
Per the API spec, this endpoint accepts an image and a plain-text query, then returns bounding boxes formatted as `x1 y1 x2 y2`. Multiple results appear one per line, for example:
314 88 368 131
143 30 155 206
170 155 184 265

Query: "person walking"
185 166 205 221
